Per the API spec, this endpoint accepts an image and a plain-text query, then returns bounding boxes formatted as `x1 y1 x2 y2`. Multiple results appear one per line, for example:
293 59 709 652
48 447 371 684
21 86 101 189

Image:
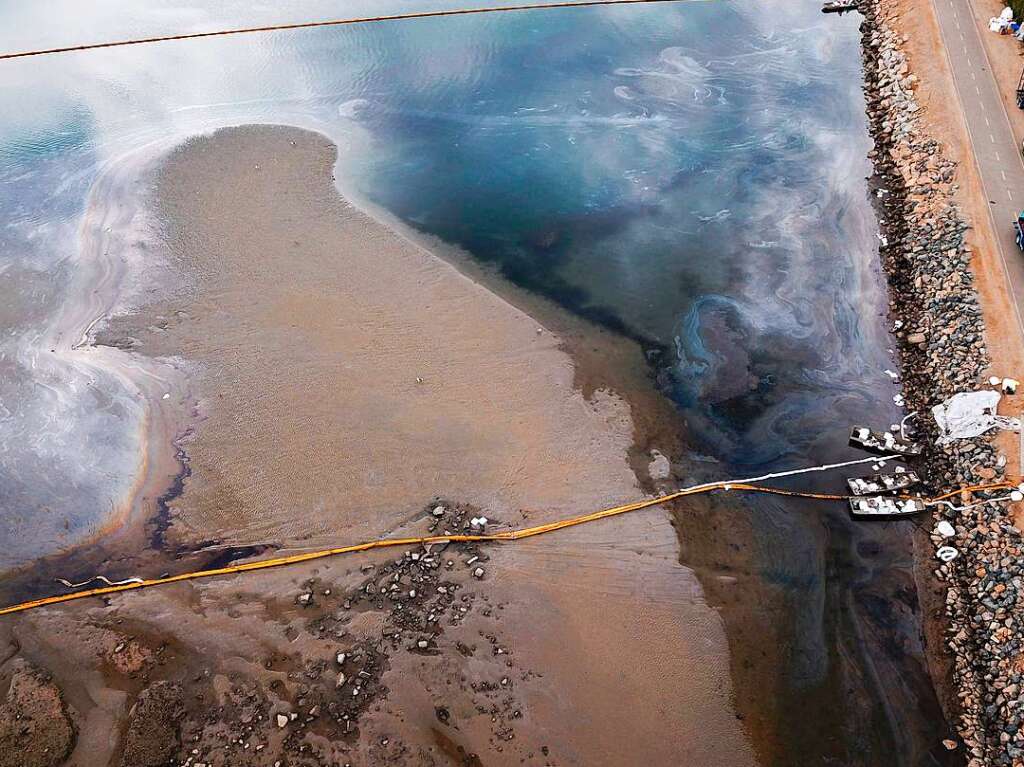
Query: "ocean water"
0 1 948 763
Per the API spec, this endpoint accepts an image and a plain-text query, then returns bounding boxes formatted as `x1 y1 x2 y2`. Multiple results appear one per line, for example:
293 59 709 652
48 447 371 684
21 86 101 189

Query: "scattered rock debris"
0 501 537 766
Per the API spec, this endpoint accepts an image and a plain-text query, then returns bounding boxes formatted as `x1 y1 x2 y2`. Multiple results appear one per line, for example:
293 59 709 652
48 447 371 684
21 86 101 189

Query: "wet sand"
1 124 756 765
105 125 656 551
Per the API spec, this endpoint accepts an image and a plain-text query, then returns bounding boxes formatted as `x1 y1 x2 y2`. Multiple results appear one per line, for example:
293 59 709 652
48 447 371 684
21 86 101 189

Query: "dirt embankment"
858 0 1024 763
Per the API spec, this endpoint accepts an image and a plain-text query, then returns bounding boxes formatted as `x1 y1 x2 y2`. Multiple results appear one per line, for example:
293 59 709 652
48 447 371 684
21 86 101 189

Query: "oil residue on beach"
0 0 951 764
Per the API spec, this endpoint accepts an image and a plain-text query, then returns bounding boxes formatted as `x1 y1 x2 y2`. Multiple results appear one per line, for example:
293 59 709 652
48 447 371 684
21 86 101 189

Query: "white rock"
648 449 672 480
936 521 956 538
276 714 288 728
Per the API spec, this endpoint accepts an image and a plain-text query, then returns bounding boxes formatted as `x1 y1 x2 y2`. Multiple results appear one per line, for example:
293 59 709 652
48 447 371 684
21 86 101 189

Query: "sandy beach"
0 124 756 766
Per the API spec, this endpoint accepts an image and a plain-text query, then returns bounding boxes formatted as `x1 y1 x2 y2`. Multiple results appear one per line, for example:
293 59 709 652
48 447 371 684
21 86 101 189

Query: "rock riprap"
860 1 1024 763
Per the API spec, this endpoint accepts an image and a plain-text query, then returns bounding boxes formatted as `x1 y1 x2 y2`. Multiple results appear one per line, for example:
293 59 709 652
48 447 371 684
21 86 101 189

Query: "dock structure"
822 0 861 13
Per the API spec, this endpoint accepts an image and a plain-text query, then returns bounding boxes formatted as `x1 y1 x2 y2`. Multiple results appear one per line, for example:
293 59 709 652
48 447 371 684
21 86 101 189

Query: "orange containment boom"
0 467 1014 617
0 0 704 61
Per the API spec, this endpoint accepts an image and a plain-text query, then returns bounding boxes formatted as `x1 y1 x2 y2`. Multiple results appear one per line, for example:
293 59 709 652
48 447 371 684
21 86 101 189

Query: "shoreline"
20 124 686 571
26 140 193 568
342 190 690 489
857 0 1024 761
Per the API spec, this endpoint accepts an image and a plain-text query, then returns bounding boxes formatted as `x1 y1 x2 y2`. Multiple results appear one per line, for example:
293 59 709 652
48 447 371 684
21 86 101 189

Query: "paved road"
931 0 1024 337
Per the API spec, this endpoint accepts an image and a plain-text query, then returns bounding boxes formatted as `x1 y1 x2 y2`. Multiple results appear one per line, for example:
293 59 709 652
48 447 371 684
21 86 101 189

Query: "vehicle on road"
1017 68 1024 108
1016 211 1024 251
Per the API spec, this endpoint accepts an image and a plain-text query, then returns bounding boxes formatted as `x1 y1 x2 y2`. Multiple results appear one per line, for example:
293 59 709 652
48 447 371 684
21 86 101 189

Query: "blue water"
0 0 894 470
332 2 895 464
0 1 948 763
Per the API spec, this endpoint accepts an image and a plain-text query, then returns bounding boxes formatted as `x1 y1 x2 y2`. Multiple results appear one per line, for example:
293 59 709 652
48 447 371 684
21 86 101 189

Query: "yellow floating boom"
0 477 1011 617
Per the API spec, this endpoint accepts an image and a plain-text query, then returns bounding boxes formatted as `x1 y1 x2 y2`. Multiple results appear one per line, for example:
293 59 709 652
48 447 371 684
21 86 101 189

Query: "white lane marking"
977 85 982 94
997 151 1002 161
991 134 997 143
971 71 976 80
985 116 991 126
1003 170 1008 181
935 0 1024 340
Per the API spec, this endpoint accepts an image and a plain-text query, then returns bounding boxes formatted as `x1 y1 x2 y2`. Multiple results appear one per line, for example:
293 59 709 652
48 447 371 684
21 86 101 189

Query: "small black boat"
849 426 922 457
849 496 927 518
847 470 921 496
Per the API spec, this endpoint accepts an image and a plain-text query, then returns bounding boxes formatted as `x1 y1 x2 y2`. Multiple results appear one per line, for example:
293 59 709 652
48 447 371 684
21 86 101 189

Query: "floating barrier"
0 453 1013 617
0 0 706 61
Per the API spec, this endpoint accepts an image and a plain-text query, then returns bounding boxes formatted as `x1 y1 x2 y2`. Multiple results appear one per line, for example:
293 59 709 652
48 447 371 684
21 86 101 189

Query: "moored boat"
848 496 927 518
849 426 922 456
847 470 921 496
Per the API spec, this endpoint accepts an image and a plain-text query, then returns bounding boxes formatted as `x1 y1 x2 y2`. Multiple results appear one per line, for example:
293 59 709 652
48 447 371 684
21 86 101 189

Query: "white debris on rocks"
932 390 1020 443
861 1 1024 763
